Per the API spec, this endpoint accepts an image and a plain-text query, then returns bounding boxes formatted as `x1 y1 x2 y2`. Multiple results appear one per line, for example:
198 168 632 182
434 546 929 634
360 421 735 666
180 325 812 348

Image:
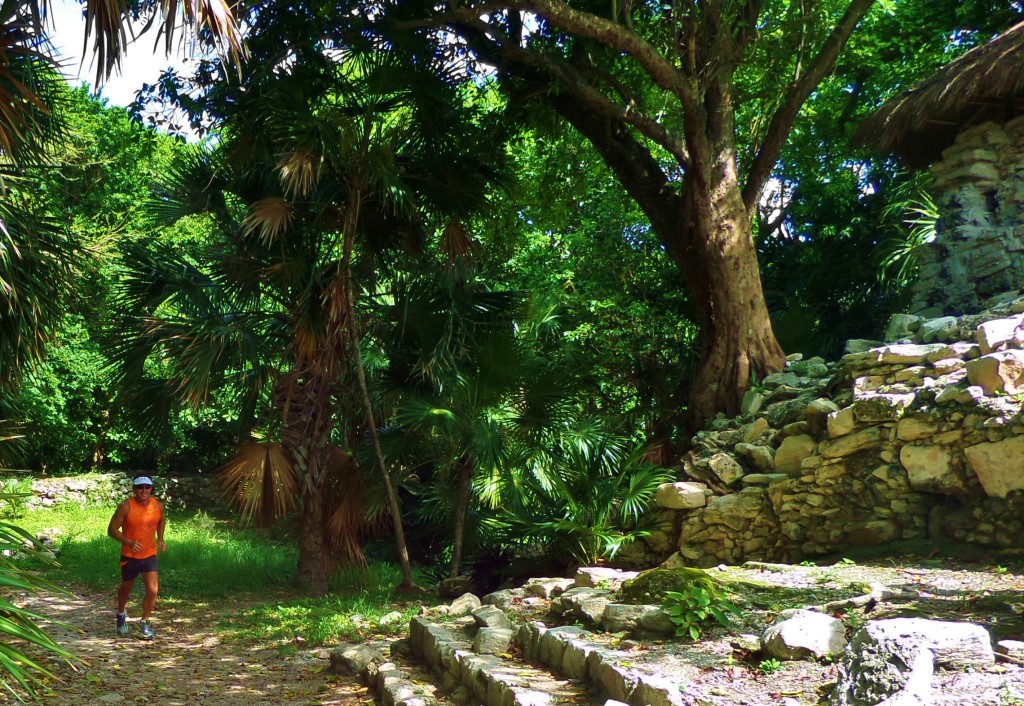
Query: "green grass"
17 505 299 598
13 503 437 646
225 563 426 647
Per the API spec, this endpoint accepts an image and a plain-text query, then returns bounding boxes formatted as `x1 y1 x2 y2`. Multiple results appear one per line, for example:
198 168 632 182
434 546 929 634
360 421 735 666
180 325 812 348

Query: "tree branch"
461 0 691 102
446 8 689 165
732 0 764 57
741 0 876 213
551 93 683 244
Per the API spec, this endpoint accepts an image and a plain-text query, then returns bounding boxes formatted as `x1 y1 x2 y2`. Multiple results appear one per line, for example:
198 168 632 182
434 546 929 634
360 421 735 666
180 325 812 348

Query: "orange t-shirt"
121 497 163 559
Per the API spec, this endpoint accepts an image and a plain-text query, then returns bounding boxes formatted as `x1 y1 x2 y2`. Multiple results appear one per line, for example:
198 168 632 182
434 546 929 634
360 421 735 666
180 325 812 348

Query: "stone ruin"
911 116 1024 315
621 297 1024 570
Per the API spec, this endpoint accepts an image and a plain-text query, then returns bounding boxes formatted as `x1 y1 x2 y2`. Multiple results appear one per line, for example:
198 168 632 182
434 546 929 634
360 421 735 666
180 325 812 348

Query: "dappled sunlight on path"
7 588 372 705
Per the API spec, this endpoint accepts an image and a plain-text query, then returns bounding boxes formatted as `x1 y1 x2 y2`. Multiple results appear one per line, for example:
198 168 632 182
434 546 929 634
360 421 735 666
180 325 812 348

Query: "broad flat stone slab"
819 427 884 458
966 350 1024 395
964 435 1024 497
852 393 914 422
976 315 1024 354
653 482 707 510
575 567 639 589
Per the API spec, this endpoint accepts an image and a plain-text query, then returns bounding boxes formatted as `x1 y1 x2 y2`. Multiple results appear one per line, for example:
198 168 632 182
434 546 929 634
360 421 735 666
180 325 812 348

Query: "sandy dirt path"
6 587 372 706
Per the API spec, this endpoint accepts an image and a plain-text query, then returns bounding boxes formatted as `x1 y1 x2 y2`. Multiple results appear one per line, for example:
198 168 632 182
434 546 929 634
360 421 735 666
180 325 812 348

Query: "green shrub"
662 581 741 641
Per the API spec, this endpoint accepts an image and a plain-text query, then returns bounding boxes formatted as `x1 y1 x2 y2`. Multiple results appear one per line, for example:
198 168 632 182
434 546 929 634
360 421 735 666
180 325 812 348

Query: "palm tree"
369 273 570 578
111 37 504 593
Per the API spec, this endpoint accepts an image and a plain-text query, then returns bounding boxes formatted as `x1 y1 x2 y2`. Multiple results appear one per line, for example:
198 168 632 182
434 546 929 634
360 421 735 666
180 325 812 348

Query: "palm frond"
84 0 246 85
241 197 293 244
216 441 299 526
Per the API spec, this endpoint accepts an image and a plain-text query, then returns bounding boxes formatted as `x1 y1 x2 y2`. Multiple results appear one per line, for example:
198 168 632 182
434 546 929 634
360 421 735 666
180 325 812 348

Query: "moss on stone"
617 568 720 605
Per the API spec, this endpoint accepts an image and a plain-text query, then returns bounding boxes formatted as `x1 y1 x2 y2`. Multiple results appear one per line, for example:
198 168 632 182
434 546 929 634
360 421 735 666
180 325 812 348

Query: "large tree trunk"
671 174 785 428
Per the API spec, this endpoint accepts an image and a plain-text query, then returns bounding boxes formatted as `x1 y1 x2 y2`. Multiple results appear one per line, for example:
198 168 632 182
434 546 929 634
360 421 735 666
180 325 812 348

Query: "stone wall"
620 298 1024 569
912 117 1024 315
2 473 223 512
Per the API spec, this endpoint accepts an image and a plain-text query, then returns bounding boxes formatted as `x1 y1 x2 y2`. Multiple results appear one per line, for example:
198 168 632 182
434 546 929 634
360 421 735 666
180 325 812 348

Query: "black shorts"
120 555 158 581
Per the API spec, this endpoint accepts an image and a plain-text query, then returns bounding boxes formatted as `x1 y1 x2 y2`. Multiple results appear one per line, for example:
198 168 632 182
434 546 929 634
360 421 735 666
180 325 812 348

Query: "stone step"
408 616 594 706
408 615 685 706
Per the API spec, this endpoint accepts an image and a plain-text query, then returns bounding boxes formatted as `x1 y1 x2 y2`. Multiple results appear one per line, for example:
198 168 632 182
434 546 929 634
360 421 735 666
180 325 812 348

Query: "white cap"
133 476 154 486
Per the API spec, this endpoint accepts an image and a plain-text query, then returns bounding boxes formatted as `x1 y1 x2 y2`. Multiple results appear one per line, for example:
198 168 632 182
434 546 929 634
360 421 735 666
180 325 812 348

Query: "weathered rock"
827 407 857 438
472 627 514 655
806 398 840 436
852 393 915 422
734 443 775 472
619 567 720 605
832 618 994 706
330 644 386 675
653 482 707 510
965 350 1024 395
895 416 941 442
775 434 816 475
702 489 765 529
708 453 745 485
449 593 483 616
575 567 639 590
523 578 574 599
472 605 513 630
482 589 520 611
919 316 958 343
741 417 772 443
761 609 846 661
601 603 650 633
820 427 884 458
963 435 1024 497
877 344 949 365
899 444 963 494
976 315 1024 354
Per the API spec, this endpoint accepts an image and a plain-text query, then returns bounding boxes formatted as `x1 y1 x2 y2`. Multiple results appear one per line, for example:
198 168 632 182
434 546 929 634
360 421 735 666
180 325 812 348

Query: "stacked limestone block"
11 473 219 511
912 117 1024 315
622 298 1024 570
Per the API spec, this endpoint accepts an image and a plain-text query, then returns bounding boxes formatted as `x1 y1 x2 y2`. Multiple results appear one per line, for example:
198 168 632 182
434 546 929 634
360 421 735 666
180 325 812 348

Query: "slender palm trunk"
449 455 473 579
339 207 421 592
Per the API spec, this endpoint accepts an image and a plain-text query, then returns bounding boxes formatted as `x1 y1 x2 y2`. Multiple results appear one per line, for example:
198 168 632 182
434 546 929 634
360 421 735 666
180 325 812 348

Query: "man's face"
133 483 153 499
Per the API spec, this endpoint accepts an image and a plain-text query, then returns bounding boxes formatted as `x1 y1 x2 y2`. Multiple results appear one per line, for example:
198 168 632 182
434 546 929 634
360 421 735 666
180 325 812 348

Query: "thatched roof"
859 21 1024 168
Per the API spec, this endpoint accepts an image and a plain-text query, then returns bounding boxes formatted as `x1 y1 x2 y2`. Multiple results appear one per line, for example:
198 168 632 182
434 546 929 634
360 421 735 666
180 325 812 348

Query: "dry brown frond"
439 218 476 268
215 441 299 527
277 150 322 200
241 197 293 244
323 449 386 566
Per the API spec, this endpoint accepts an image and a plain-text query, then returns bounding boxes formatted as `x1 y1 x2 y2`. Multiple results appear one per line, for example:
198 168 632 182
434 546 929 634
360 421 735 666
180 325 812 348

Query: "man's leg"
117 578 134 613
140 571 159 620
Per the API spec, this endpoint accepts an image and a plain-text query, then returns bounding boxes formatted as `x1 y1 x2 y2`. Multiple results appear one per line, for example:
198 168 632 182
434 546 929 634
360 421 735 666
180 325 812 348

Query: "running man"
107 473 166 639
